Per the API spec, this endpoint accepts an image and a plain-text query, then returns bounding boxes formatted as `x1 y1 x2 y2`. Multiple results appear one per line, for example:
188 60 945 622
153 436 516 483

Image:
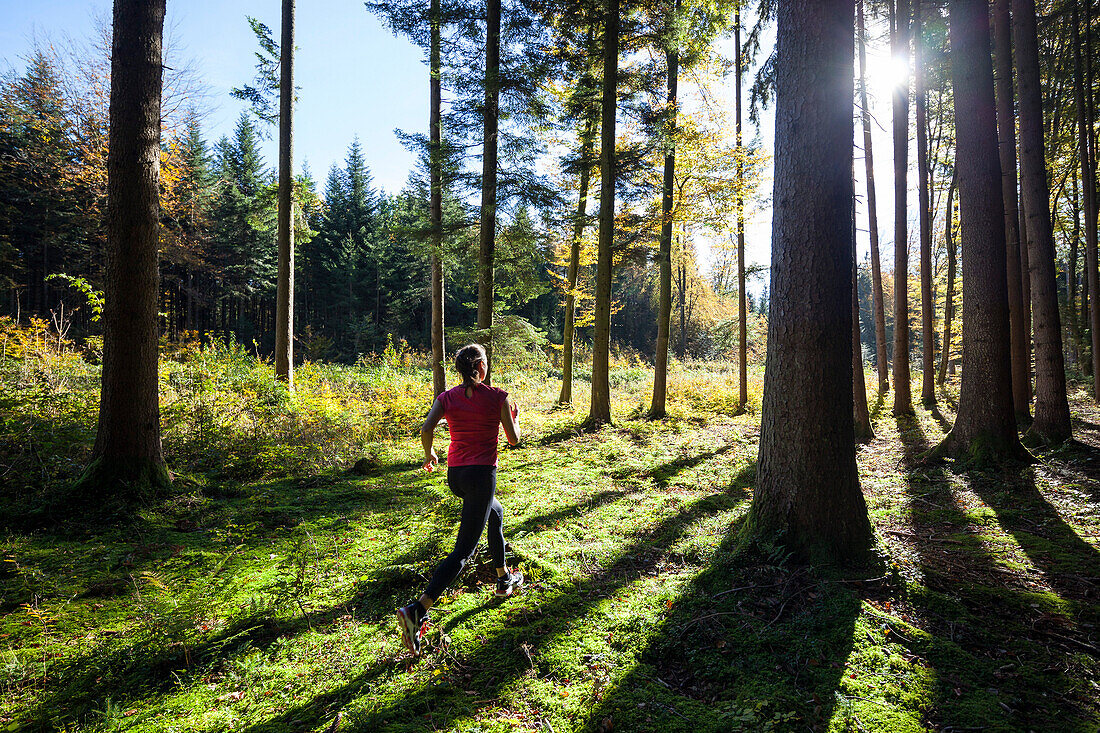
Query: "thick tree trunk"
651 38 678 419
736 9 749 411
559 121 594 406
1013 0 1071 443
858 0 890 393
915 0 935 406
587 0 617 427
477 0 501 385
993 0 1030 422
892 0 914 415
430 0 446 397
1079 2 1100 397
274 0 295 387
935 0 1028 463
79 0 170 500
746 0 873 561
938 169 958 385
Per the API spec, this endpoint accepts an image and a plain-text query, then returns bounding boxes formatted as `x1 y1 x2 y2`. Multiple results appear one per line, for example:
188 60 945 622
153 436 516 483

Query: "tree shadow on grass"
641 445 734 488
233 487 753 732
507 487 642 536
892 414 1100 730
1041 436 1100 503
19 527 448 729
580 521 865 732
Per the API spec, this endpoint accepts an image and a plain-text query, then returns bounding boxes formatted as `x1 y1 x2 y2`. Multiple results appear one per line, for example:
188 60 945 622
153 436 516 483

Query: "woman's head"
455 344 487 385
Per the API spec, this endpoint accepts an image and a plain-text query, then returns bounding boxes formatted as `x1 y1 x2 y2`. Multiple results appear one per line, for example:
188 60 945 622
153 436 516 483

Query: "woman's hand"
423 448 439 472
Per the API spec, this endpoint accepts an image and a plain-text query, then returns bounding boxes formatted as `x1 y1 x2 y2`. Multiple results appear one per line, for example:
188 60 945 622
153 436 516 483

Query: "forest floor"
1 345 1098 732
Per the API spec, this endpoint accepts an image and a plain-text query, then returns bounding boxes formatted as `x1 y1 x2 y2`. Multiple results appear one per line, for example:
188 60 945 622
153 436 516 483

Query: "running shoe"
494 570 524 597
397 603 429 656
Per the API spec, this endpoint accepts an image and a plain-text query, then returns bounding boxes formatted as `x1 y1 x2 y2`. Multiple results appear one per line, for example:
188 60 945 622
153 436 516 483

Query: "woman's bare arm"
420 398 445 470
500 397 520 446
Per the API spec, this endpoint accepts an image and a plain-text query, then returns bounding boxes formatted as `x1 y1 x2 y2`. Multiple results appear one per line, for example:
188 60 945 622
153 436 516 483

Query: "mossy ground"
1 351 1097 732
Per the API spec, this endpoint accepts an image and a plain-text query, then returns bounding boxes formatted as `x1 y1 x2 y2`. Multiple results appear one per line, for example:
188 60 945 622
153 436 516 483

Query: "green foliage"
229 16 282 130
44 273 104 322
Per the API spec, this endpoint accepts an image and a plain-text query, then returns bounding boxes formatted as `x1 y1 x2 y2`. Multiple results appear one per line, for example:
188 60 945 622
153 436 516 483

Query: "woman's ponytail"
455 343 487 386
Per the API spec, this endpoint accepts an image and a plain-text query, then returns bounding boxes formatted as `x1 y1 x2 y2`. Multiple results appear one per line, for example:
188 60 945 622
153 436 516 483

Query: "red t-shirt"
438 382 509 466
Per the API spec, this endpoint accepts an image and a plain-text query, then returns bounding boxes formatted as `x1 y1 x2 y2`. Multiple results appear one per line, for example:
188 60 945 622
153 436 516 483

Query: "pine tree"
933 0 1028 463
891 0 915 416
76 0 171 501
1013 0 1071 443
745 0 874 561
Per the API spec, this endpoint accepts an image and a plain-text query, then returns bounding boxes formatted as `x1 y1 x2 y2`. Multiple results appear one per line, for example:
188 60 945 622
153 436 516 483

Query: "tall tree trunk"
853 189 874 443
858 0 890 393
891 0 914 415
651 19 678 419
678 256 687 358
477 0 500 384
1080 1 1100 397
430 0 446 397
274 0 295 387
79 0 170 499
915 0 935 406
746 0 873 561
934 0 1028 462
993 0 1030 422
736 8 749 411
587 0 617 427
1070 165 1084 368
938 168 958 385
558 120 594 406
1013 0 1071 442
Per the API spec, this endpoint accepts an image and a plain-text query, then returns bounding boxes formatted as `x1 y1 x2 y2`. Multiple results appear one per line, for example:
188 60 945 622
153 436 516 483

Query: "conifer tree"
275 0 295 386
891 0 915 416
588 0 619 427
933 0 1028 462
746 0 873 561
1013 0 1071 442
77 0 170 500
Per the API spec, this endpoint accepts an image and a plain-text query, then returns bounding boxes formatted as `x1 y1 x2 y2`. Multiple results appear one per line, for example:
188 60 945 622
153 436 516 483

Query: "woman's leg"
486 496 507 572
422 466 496 602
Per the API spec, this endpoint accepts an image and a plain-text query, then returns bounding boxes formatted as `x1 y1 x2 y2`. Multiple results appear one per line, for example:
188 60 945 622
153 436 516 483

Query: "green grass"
1 341 1098 732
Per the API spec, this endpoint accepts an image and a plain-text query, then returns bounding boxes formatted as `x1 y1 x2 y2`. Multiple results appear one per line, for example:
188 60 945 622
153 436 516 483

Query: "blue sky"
2 2 910 291
2 0 426 194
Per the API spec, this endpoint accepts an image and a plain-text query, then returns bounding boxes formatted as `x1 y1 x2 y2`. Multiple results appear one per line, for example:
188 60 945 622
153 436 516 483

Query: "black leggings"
423 465 506 601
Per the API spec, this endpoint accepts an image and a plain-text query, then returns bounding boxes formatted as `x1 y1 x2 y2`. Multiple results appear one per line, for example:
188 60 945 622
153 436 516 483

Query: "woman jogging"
397 343 523 656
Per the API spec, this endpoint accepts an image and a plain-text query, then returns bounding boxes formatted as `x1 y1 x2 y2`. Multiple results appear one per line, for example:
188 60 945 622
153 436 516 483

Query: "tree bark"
1013 0 1071 443
746 0 873 561
274 0 295 388
477 0 500 384
858 0 890 393
892 0 914 415
588 0 617 427
1079 1 1100 397
79 0 170 500
853 190 874 443
1069 162 1084 369
915 0 935 406
430 0 446 397
934 0 1028 463
937 169 958 385
992 0 1030 422
736 8 749 411
559 119 594 406
651 28 678 419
